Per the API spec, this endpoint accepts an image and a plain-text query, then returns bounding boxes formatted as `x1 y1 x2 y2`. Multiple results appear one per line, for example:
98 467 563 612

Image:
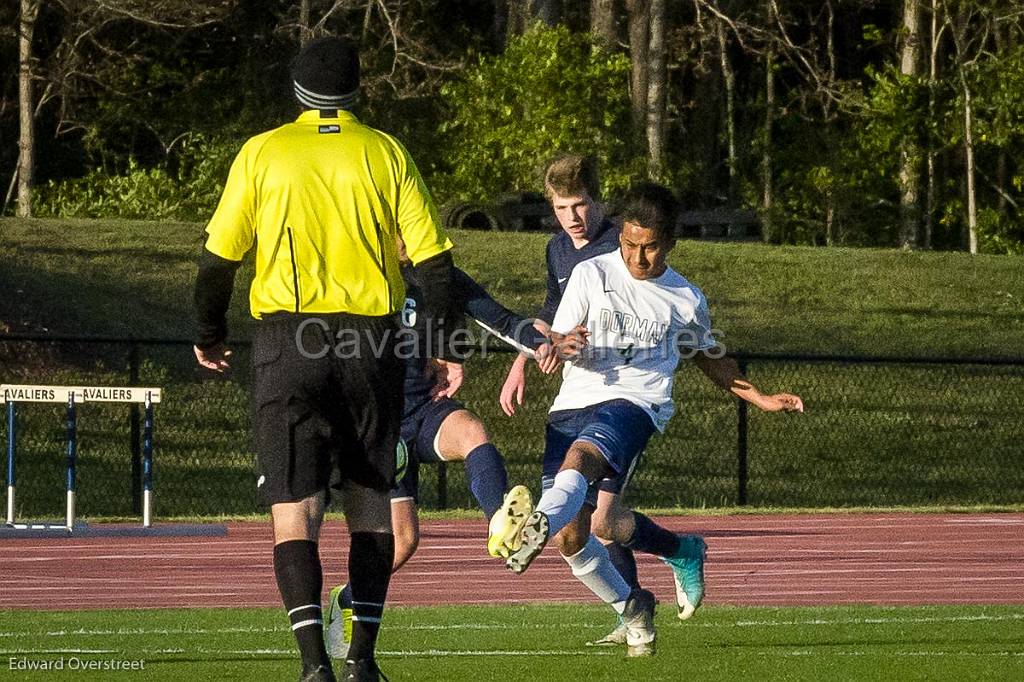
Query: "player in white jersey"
502 183 804 656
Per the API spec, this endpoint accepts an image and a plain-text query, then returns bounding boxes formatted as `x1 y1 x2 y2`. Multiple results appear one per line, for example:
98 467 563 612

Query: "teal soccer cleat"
662 534 706 620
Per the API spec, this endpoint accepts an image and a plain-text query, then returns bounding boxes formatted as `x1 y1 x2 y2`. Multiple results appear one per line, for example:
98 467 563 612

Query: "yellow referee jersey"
204 109 453 318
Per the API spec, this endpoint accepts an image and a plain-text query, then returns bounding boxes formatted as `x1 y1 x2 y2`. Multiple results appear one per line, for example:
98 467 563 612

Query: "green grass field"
2 604 1023 681
1 219 1023 515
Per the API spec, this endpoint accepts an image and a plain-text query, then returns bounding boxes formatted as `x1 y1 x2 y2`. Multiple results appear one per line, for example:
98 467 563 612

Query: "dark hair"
618 182 679 242
543 154 601 201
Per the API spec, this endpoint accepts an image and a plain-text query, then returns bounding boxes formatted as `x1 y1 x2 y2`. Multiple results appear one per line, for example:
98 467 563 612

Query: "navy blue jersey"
401 265 546 414
537 217 620 323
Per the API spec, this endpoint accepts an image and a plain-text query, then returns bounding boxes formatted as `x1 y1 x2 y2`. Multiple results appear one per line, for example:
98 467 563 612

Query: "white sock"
535 469 589 537
564 534 632 609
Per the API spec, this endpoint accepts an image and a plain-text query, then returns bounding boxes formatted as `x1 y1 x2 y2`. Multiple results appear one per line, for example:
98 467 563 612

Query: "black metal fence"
2 334 1022 518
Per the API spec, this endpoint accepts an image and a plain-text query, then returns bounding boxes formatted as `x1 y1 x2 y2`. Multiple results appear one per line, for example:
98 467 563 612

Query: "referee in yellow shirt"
193 36 460 682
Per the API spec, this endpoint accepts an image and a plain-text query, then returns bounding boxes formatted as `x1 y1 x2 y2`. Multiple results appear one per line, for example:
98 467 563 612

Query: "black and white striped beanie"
291 37 360 111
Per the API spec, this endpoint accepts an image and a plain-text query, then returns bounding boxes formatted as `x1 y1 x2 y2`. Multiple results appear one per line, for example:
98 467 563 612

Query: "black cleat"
300 663 336 682
342 658 388 682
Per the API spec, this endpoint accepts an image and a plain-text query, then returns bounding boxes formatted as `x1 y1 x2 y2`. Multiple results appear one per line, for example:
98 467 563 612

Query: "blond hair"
543 154 600 202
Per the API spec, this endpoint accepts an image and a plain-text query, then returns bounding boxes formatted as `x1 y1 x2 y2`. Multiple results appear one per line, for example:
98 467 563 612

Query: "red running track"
1 513 1022 611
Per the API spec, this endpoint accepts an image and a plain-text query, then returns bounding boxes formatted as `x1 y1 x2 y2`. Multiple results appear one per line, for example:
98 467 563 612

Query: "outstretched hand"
194 343 232 374
758 393 804 413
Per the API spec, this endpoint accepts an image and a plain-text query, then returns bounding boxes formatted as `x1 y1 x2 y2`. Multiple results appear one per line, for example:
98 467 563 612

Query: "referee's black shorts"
251 312 404 506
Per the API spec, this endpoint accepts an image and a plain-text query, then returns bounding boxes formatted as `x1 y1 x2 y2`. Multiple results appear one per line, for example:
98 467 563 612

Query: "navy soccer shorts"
541 399 656 506
392 395 465 502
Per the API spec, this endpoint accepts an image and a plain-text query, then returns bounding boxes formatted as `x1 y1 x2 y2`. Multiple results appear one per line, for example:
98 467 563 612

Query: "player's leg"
424 403 532 556
331 314 404 681
324 446 420 661
520 398 655 553
506 439 609 573
253 319 335 680
586 490 638 647
338 480 393 681
591 440 707 620
433 407 507 518
270 494 334 679
554 504 656 657
593 489 640 588
390 497 420 572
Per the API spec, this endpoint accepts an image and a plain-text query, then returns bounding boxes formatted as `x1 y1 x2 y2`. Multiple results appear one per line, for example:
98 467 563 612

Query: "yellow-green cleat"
487 485 534 558
324 583 353 659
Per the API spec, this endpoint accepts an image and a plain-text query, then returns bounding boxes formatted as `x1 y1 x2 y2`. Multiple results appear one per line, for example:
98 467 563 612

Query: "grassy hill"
1 217 1023 357
1 218 1022 516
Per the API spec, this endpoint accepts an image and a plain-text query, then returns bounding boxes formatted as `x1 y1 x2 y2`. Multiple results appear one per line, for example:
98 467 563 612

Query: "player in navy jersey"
324 238 551 658
503 183 804 657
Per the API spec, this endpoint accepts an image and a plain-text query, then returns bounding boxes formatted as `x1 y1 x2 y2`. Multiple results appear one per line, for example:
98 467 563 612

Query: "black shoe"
300 663 336 682
342 658 388 682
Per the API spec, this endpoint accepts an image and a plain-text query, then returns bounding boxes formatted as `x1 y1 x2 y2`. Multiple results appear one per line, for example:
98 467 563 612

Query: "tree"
437 25 643 202
625 0 668 178
590 0 617 51
15 0 40 218
897 0 923 248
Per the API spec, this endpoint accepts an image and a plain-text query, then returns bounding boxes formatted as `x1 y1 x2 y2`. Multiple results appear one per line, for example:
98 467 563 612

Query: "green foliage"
33 134 239 222
977 208 1024 255
434 24 645 203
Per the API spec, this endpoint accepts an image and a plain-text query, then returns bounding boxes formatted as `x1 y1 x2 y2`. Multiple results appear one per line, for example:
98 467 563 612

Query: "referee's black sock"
347 531 395 663
624 511 682 558
273 540 330 669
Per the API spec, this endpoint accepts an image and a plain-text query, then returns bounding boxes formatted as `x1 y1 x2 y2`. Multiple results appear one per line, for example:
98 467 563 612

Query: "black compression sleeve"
414 250 466 361
194 248 241 349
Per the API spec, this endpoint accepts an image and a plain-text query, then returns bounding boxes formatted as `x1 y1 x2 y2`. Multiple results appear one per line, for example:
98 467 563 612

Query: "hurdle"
1 384 162 532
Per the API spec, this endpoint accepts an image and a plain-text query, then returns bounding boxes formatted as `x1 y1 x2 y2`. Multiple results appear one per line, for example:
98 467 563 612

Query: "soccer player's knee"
590 510 614 540
555 524 588 556
440 411 490 459
455 415 490 452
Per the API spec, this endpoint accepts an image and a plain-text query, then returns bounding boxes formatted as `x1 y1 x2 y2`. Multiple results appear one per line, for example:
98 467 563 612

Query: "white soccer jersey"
550 250 715 431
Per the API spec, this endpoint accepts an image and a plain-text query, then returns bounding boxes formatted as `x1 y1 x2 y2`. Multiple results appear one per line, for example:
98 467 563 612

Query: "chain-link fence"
2 335 1022 518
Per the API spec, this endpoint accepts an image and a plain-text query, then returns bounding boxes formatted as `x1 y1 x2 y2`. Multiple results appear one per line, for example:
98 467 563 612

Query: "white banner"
0 385 162 404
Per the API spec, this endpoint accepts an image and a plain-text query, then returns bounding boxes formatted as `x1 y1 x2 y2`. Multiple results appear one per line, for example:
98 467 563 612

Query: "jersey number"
617 343 636 364
401 298 417 327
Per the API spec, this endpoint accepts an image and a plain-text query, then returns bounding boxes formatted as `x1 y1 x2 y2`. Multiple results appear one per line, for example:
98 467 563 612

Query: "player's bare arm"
499 321 561 415
692 352 804 413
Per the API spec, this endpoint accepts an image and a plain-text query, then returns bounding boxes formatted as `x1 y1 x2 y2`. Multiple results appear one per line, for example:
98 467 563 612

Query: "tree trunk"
962 78 978 254
508 0 559 36
762 42 775 243
590 0 616 52
897 0 922 248
299 0 311 45
626 0 650 134
531 0 560 26
717 17 737 203
646 0 666 179
493 0 509 49
924 0 940 250
17 0 41 219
